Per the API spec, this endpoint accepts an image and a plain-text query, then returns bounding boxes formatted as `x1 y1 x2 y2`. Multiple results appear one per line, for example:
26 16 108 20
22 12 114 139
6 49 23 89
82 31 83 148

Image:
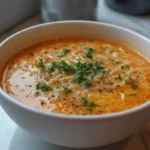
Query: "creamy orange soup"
1 38 150 115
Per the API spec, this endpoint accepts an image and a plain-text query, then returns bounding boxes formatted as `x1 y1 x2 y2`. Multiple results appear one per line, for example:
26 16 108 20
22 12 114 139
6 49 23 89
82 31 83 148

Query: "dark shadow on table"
9 127 132 150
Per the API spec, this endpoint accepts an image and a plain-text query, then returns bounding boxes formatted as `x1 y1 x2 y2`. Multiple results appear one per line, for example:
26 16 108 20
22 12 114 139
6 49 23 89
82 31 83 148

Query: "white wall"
0 0 40 34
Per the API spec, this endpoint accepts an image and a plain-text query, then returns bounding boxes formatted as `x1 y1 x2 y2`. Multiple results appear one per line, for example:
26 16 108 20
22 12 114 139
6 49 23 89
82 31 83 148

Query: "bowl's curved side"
0 92 150 148
0 21 150 148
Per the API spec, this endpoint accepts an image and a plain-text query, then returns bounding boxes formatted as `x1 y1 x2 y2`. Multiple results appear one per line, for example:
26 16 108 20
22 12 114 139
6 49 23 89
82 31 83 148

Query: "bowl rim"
0 20 150 120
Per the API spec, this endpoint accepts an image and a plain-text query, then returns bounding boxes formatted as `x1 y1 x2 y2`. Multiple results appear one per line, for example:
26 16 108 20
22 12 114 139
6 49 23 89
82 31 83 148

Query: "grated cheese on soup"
1 38 150 115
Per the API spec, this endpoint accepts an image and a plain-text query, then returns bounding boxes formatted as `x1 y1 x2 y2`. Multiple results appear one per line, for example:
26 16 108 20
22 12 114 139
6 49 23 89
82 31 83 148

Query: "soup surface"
1 38 150 115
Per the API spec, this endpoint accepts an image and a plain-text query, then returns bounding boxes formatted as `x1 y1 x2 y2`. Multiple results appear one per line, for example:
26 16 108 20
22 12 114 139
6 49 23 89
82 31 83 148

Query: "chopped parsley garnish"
63 87 72 93
35 91 40 96
82 79 92 87
47 60 108 87
36 82 49 92
56 61 72 74
36 59 45 68
80 97 88 105
80 97 98 108
72 61 94 86
87 101 98 108
57 49 71 58
126 80 138 90
118 74 123 81
47 62 58 72
72 61 107 86
112 60 121 65
39 59 110 91
85 48 96 59
47 61 72 74
95 61 106 74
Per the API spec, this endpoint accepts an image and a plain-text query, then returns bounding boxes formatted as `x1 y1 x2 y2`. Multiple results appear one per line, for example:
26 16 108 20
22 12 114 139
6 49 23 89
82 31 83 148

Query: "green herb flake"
118 74 123 81
72 61 95 86
57 49 71 58
48 61 72 74
80 97 98 108
47 60 108 87
112 60 121 65
36 59 45 68
85 48 96 59
126 80 138 90
57 61 72 74
63 87 72 93
47 62 58 72
95 61 105 74
82 79 92 87
87 101 98 108
80 97 88 105
35 91 40 96
36 82 49 92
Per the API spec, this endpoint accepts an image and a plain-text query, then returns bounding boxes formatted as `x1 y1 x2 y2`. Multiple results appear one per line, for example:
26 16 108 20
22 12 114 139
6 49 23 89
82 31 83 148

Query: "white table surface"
0 0 150 149
0 105 149 150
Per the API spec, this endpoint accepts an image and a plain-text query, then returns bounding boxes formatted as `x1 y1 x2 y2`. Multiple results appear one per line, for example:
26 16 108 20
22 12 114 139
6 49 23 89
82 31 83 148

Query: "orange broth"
1 38 150 115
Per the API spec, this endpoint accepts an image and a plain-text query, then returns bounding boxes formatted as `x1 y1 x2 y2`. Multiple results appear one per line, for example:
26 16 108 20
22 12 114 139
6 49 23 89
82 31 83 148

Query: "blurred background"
1 0 150 39
0 0 150 150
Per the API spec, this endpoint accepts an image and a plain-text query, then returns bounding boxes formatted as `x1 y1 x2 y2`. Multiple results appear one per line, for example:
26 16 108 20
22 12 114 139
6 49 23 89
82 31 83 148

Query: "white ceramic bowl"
0 21 150 148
